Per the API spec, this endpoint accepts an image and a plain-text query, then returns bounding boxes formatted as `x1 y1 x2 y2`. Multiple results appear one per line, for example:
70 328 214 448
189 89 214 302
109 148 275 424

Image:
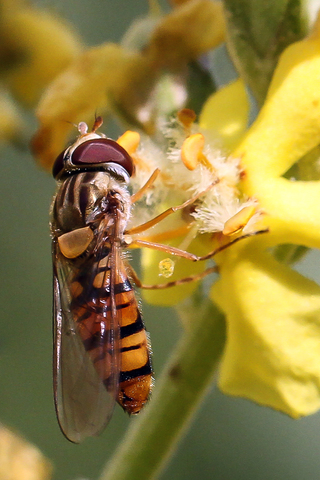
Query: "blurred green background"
2 1 320 479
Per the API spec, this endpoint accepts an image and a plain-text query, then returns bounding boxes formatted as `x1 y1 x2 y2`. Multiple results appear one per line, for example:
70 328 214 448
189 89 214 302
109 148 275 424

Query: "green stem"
99 298 226 480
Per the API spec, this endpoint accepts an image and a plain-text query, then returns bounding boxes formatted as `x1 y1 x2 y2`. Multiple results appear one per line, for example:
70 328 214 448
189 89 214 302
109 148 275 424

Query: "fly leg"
127 181 218 236
126 229 268 290
130 169 161 204
126 262 218 290
128 228 268 263
127 167 268 286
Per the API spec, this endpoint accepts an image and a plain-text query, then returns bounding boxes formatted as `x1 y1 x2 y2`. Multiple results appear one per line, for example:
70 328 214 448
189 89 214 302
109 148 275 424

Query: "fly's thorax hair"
51 171 131 235
105 175 131 227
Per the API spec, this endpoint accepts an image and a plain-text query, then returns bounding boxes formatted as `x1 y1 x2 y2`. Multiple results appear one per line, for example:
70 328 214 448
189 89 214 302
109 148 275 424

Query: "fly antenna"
92 115 103 132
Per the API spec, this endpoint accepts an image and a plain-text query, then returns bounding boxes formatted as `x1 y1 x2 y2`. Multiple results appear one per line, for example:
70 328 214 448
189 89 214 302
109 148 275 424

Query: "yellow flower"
200 13 320 417
31 0 225 169
0 89 24 144
0 0 81 106
132 11 320 418
0 0 81 148
0 425 52 479
29 0 320 419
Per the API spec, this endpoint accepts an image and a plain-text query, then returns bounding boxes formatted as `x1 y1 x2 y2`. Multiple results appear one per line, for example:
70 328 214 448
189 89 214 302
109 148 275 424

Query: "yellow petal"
199 78 249 150
212 246 320 417
0 425 52 479
2 8 81 106
32 43 156 170
236 13 320 181
0 90 24 144
242 177 320 248
146 0 225 70
229 15 320 248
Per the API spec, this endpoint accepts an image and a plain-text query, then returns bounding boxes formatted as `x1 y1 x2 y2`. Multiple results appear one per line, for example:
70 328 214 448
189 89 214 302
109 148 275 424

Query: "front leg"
126 181 218 236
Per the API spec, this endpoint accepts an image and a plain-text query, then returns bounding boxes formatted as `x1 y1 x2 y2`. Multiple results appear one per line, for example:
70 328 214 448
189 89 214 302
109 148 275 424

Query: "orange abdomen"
70 254 153 414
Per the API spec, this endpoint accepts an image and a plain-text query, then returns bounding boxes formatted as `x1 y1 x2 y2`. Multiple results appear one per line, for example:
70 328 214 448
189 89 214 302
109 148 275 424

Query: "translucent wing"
53 239 120 443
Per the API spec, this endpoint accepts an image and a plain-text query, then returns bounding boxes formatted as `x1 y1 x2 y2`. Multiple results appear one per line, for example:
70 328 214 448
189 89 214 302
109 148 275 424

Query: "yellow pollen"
159 258 175 278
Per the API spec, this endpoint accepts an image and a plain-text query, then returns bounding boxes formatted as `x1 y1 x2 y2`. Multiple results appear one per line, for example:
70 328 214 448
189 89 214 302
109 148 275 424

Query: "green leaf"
223 0 309 105
185 60 217 116
284 145 320 181
272 244 309 265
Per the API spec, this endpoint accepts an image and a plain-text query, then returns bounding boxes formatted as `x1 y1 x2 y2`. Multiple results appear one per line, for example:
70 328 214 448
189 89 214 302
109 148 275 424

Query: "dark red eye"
52 149 67 179
53 138 134 179
72 139 133 175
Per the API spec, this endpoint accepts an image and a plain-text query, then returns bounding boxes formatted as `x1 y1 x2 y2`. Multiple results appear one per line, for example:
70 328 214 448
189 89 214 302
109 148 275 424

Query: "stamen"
177 108 197 134
181 133 205 170
117 131 141 155
181 133 215 173
223 206 256 236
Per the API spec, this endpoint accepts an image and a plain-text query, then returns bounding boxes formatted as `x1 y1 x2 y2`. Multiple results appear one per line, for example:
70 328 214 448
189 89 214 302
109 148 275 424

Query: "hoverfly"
51 118 155 443
51 117 267 443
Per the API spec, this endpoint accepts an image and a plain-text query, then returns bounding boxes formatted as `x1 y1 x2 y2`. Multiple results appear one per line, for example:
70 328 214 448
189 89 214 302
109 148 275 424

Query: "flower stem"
100 296 226 480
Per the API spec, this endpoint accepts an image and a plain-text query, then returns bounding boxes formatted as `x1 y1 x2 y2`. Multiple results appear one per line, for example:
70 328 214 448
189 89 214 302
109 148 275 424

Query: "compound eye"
52 149 67 179
72 138 134 176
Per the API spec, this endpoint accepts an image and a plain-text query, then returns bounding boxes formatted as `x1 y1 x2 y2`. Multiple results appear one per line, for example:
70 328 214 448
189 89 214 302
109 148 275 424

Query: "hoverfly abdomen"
67 250 152 415
51 122 152 442
116 280 153 414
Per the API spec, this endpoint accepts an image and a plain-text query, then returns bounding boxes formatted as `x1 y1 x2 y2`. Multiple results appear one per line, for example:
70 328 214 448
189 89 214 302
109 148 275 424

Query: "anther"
117 131 140 155
177 108 197 131
181 133 206 170
223 206 256 236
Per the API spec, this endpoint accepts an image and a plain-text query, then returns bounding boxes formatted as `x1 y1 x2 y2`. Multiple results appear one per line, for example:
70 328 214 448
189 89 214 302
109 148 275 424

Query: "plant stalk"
100 299 225 480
